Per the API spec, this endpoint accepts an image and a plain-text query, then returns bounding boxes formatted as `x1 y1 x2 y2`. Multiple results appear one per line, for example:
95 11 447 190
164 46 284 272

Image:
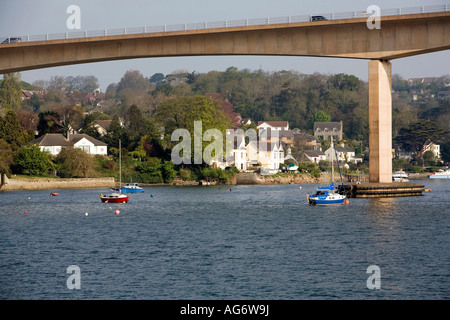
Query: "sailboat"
307 136 347 206
100 140 129 203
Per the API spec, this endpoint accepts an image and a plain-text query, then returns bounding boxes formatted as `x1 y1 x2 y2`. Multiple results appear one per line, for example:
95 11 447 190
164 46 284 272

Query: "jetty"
338 182 425 198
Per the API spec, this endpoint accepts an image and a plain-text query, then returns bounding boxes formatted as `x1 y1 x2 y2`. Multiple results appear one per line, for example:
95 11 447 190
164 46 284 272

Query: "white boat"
393 170 409 182
428 169 450 179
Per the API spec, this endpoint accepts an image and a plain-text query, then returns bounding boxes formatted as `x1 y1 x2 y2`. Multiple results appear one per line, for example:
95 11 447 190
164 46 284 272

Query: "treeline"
105 67 450 143
1 67 449 181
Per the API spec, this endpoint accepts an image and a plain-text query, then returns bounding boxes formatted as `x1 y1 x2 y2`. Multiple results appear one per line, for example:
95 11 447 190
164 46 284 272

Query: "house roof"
30 133 107 147
279 130 293 138
314 121 342 131
304 150 325 157
95 120 112 131
257 121 289 128
246 140 283 151
69 134 107 146
294 132 320 143
333 146 354 153
31 134 72 147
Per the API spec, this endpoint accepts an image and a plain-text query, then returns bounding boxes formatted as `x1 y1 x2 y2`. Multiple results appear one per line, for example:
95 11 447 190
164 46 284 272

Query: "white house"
31 133 108 156
258 141 284 170
422 141 441 160
324 144 361 164
229 134 248 171
304 150 327 164
257 121 289 135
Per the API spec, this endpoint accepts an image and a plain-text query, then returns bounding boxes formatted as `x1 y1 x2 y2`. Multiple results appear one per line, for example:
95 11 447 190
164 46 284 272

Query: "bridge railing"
1 3 449 44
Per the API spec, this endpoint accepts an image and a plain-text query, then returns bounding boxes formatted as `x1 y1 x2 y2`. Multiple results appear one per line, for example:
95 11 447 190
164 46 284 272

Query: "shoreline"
0 172 431 191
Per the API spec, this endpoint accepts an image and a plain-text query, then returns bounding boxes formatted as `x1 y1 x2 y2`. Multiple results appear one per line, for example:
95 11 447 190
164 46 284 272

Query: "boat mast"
331 135 334 183
119 139 122 193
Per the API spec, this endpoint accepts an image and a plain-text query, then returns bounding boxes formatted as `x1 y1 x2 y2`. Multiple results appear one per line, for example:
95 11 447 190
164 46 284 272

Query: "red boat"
100 192 129 203
100 139 129 204
50 192 59 196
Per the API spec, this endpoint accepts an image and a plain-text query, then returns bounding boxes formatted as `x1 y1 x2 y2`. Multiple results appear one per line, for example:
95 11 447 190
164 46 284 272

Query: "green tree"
396 120 447 156
124 105 149 139
0 110 31 152
150 73 165 86
116 70 150 94
55 147 96 178
161 160 177 183
0 73 22 111
104 115 128 149
37 111 63 135
0 139 13 174
308 110 331 130
422 150 437 166
327 73 361 91
440 140 450 164
135 158 163 183
12 145 51 175
79 113 101 140
155 95 232 162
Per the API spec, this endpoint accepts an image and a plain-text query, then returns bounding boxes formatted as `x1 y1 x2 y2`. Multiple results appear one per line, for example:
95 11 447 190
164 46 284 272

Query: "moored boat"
393 170 409 182
100 139 130 203
307 182 346 205
100 192 129 203
112 183 144 193
428 169 450 179
307 135 347 206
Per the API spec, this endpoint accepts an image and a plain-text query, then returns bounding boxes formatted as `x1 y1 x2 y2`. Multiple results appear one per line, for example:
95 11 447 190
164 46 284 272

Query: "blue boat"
307 136 347 206
307 183 346 205
112 183 144 193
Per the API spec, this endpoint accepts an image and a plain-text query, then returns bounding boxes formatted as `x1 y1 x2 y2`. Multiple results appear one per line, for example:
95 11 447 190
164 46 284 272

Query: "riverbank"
0 174 115 191
0 172 328 191
171 172 343 186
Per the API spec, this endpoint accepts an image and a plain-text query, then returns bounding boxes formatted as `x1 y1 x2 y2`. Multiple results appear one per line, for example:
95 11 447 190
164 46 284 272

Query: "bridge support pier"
368 59 392 183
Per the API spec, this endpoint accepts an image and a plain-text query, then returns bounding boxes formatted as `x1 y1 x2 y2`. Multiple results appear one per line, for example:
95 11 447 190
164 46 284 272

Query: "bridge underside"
1 12 449 183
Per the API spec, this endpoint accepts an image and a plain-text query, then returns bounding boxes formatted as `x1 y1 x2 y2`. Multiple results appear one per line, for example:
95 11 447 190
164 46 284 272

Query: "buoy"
24 211 27 214
115 210 120 215
344 200 350 205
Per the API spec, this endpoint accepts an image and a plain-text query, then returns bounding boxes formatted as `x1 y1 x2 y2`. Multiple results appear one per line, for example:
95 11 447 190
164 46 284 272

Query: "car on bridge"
310 15 327 21
1 37 22 44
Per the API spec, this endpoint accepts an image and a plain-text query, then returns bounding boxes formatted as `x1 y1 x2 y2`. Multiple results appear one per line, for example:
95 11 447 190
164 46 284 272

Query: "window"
78 145 90 153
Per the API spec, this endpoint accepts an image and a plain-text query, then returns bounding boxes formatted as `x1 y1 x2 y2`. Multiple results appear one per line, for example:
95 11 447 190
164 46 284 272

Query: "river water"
0 179 449 300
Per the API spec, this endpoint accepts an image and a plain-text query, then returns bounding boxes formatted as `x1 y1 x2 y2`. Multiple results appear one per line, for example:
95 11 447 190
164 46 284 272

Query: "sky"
1 0 449 91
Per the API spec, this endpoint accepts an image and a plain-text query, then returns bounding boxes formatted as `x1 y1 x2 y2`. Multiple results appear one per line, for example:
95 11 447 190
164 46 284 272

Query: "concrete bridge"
1 6 449 183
